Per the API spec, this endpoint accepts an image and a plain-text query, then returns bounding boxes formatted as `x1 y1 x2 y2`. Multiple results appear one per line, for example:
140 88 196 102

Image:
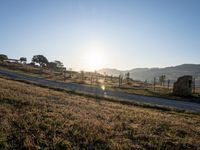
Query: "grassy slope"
0 78 200 149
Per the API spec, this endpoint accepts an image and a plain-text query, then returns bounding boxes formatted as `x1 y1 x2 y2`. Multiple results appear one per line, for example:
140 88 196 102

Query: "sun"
86 50 105 71
82 40 109 71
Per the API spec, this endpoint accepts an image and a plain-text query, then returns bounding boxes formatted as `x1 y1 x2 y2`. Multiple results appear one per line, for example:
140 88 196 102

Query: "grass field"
0 77 200 149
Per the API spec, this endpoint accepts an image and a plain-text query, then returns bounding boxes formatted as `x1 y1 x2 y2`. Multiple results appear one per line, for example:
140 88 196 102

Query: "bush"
0 54 8 61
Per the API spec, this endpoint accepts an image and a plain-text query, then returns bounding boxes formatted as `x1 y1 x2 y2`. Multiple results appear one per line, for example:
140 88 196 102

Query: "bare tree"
125 72 130 84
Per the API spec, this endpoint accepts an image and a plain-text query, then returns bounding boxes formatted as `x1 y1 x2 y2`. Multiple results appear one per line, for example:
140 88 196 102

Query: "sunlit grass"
0 77 200 149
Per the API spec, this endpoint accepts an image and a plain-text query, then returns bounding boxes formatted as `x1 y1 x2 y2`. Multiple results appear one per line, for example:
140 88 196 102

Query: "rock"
173 75 193 97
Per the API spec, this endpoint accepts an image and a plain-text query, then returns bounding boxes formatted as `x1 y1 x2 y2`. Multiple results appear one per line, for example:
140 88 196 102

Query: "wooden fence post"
168 79 170 90
154 77 156 91
193 77 195 94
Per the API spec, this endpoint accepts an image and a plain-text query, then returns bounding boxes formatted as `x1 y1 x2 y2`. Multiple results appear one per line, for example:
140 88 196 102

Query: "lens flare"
101 85 106 91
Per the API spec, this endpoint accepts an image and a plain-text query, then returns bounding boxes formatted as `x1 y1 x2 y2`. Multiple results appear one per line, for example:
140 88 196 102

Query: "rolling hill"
98 64 200 82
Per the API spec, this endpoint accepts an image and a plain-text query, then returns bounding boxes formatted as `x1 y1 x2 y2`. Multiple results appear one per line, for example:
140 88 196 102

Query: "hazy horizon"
1 0 200 71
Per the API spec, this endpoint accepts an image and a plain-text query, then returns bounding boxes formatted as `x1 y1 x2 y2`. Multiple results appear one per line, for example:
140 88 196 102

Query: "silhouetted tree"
0 54 8 61
19 57 27 64
32 55 49 67
159 75 166 86
48 60 64 71
54 60 64 68
125 72 130 83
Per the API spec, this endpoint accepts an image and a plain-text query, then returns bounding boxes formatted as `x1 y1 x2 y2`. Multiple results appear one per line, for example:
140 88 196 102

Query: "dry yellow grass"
0 77 200 149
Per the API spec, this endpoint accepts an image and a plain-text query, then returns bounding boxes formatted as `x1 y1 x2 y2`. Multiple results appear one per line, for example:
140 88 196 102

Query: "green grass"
0 77 200 149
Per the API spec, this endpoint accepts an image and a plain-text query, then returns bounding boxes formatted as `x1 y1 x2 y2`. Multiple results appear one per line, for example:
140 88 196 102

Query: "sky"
0 0 200 71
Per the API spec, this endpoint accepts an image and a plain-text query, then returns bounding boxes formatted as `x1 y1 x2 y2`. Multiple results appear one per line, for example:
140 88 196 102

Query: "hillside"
0 77 200 149
98 64 200 82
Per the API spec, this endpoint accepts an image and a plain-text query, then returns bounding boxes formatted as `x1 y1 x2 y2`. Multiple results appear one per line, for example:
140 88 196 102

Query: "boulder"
173 75 192 97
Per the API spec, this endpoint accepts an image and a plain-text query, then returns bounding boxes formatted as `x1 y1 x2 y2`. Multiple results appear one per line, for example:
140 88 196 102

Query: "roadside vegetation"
0 77 200 149
111 86 200 103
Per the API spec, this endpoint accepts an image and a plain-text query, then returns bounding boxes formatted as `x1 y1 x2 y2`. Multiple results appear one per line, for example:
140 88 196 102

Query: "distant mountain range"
98 64 200 82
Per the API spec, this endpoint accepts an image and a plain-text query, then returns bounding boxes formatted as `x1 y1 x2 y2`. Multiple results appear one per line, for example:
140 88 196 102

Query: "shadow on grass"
0 98 30 108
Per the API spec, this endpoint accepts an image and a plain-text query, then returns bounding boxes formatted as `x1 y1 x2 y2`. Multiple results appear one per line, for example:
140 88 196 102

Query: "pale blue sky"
0 0 200 71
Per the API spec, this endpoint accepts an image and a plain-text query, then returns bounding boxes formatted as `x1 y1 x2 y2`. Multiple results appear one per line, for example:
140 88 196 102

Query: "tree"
48 62 57 70
159 75 166 86
0 54 8 61
32 55 49 67
54 60 64 68
125 72 130 83
47 60 64 71
19 57 27 64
